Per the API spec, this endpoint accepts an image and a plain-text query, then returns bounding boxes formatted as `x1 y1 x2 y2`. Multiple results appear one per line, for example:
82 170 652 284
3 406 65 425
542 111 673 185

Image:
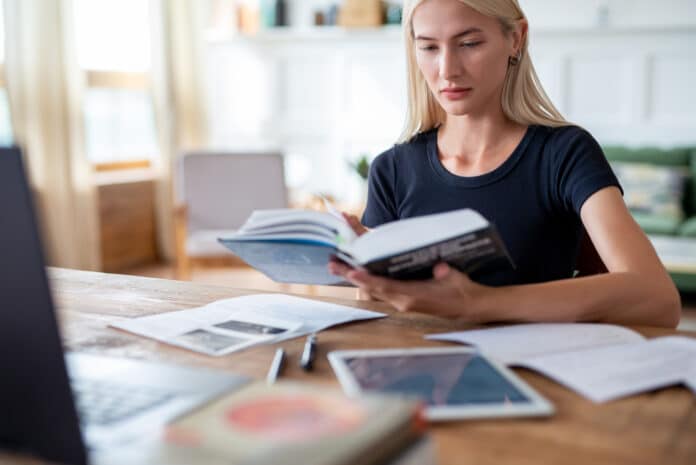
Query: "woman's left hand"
328 260 491 320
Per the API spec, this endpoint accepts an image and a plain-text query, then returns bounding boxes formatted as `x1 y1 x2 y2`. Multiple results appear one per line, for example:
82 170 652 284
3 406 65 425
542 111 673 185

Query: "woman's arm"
330 187 681 328
485 186 681 327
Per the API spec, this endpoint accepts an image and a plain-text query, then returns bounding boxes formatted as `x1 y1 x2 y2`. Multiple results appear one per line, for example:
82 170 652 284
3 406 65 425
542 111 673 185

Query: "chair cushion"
186 230 237 257
610 162 688 221
632 213 682 235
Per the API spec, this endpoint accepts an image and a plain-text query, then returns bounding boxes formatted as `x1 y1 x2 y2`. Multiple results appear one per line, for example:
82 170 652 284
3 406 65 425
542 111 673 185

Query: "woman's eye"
460 41 482 48
419 45 438 51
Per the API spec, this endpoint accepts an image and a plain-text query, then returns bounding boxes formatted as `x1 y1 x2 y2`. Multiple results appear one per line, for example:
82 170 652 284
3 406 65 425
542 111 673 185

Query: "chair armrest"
174 203 188 219
174 203 188 248
174 203 190 279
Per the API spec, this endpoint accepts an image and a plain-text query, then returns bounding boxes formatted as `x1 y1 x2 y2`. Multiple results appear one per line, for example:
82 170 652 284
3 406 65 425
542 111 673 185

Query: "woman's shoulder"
403 127 438 146
535 124 601 152
372 128 436 167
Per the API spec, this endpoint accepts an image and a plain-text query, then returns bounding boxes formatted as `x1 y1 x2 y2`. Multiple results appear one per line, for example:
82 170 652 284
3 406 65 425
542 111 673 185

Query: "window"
0 1 14 146
73 0 158 168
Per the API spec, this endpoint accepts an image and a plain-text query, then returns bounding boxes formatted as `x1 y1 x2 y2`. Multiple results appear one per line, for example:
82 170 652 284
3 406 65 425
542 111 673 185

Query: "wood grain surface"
98 180 158 272
4 268 695 465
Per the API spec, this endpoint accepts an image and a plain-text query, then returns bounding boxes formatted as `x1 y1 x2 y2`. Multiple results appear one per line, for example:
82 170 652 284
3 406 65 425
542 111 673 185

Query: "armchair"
174 151 288 279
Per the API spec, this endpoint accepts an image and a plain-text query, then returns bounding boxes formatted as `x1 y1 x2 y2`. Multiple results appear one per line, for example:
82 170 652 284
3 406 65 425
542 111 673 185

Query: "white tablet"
328 347 554 421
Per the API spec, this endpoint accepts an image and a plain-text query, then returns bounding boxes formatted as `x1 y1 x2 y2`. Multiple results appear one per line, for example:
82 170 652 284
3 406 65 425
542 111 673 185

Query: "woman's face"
412 0 520 118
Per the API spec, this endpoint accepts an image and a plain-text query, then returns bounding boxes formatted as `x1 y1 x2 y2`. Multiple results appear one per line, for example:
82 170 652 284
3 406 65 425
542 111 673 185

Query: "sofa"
603 146 696 291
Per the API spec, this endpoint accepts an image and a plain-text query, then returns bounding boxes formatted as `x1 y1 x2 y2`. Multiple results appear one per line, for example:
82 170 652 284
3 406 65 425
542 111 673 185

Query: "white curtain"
150 0 208 262
4 0 101 270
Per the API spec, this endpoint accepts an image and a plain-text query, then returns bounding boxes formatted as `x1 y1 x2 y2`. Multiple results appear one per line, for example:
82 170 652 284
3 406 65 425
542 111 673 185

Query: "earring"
508 51 521 66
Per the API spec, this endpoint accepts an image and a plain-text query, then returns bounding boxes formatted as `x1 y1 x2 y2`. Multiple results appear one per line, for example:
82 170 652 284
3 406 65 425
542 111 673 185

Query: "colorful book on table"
160 381 428 465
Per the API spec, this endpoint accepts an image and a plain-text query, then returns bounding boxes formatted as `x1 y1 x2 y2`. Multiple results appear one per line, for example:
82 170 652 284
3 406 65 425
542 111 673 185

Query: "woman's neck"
437 112 528 177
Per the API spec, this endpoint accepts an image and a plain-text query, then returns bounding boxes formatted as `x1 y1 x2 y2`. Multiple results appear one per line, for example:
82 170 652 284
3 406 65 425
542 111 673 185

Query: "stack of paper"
112 294 385 356
426 324 696 402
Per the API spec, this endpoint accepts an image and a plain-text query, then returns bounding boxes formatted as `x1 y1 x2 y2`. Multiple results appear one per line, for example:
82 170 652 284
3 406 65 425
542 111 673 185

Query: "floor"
125 263 696 332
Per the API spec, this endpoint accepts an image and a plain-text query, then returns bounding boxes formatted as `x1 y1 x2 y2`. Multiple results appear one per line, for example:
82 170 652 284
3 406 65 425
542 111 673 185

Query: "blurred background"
1 0 695 320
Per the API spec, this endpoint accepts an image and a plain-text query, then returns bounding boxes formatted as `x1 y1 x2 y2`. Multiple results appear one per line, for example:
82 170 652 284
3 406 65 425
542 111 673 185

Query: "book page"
425 323 645 364
111 294 385 356
519 336 696 402
235 209 357 245
320 194 346 222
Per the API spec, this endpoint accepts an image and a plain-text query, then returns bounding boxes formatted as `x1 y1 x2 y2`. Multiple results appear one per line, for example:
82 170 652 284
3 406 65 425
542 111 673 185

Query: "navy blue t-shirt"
362 125 621 286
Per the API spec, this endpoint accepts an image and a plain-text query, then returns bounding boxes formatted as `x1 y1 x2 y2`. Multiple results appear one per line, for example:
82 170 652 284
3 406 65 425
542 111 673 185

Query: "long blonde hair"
399 0 568 143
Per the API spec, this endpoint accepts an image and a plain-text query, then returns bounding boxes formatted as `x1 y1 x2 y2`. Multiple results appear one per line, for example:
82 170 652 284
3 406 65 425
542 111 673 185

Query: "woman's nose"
439 47 463 80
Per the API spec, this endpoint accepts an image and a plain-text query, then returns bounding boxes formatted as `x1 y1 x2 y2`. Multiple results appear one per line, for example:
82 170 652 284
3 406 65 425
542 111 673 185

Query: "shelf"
205 23 696 46
205 24 403 44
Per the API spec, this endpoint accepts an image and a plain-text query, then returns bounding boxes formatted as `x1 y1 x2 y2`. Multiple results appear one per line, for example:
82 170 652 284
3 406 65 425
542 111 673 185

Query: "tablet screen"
343 352 530 406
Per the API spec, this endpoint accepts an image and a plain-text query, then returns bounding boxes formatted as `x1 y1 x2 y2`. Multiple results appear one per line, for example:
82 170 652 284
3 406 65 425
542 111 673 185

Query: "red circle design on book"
225 393 366 442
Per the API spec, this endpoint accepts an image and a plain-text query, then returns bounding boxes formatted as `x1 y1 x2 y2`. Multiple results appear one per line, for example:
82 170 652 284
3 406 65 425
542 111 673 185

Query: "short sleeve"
362 147 398 228
552 127 622 215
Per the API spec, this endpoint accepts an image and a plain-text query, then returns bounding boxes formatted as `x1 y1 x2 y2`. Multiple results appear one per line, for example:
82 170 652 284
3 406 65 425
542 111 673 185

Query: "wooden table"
15 268 696 465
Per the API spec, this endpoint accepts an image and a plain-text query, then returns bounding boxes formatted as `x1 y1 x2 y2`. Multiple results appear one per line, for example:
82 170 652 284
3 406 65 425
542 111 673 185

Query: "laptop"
0 147 249 465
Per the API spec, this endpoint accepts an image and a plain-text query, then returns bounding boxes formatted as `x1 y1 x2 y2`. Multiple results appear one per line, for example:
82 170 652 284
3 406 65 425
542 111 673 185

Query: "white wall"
205 27 408 203
203 0 696 203
522 0 696 29
531 28 695 145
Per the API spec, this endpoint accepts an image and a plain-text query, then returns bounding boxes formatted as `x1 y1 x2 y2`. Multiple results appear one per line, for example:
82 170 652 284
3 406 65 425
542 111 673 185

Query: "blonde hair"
399 0 568 142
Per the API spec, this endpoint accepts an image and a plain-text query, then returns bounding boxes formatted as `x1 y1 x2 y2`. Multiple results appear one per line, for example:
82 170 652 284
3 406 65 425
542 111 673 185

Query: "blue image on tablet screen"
345 353 529 405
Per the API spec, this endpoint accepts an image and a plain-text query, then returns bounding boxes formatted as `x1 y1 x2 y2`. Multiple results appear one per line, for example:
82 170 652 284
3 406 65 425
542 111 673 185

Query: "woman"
329 0 681 328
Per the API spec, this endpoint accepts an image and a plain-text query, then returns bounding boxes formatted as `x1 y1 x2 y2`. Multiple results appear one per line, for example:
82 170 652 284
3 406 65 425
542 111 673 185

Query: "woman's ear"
510 18 528 57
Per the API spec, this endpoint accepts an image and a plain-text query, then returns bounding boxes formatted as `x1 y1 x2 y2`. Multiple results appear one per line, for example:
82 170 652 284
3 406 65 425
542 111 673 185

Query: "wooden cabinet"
97 175 158 272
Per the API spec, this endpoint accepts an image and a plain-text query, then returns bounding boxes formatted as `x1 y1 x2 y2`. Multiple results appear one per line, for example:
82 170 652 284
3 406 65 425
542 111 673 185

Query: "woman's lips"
440 87 472 99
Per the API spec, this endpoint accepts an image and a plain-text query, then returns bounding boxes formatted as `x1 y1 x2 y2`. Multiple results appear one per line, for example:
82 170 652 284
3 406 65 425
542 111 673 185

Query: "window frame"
83 69 155 171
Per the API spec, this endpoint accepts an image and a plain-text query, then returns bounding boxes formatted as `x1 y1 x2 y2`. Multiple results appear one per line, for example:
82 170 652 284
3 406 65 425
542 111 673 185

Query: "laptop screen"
0 147 87 465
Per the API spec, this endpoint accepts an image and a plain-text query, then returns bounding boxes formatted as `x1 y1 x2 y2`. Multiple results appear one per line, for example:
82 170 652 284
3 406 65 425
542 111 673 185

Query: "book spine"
364 226 513 280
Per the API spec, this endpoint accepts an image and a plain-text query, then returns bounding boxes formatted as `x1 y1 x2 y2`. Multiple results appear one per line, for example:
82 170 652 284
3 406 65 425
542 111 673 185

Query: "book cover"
220 240 348 285
161 382 425 465
362 224 512 280
219 208 514 285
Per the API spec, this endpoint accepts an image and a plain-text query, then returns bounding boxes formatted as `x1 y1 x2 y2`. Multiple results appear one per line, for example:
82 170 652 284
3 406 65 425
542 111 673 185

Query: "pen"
300 333 317 371
266 348 285 384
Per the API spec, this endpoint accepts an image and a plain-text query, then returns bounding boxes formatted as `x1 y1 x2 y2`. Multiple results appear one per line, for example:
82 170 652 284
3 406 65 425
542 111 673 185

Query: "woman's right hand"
342 212 369 236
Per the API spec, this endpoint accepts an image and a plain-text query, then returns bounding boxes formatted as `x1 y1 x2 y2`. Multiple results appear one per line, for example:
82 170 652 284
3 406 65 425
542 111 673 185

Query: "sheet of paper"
320 194 346 222
519 336 696 403
425 323 645 364
685 376 696 395
111 294 385 356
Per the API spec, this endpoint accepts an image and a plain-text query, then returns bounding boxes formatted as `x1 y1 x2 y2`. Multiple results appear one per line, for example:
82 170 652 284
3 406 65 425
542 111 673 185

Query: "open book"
219 208 514 285
426 324 696 403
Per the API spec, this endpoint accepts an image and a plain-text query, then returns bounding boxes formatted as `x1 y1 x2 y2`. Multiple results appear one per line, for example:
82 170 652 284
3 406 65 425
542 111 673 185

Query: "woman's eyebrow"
415 27 483 41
